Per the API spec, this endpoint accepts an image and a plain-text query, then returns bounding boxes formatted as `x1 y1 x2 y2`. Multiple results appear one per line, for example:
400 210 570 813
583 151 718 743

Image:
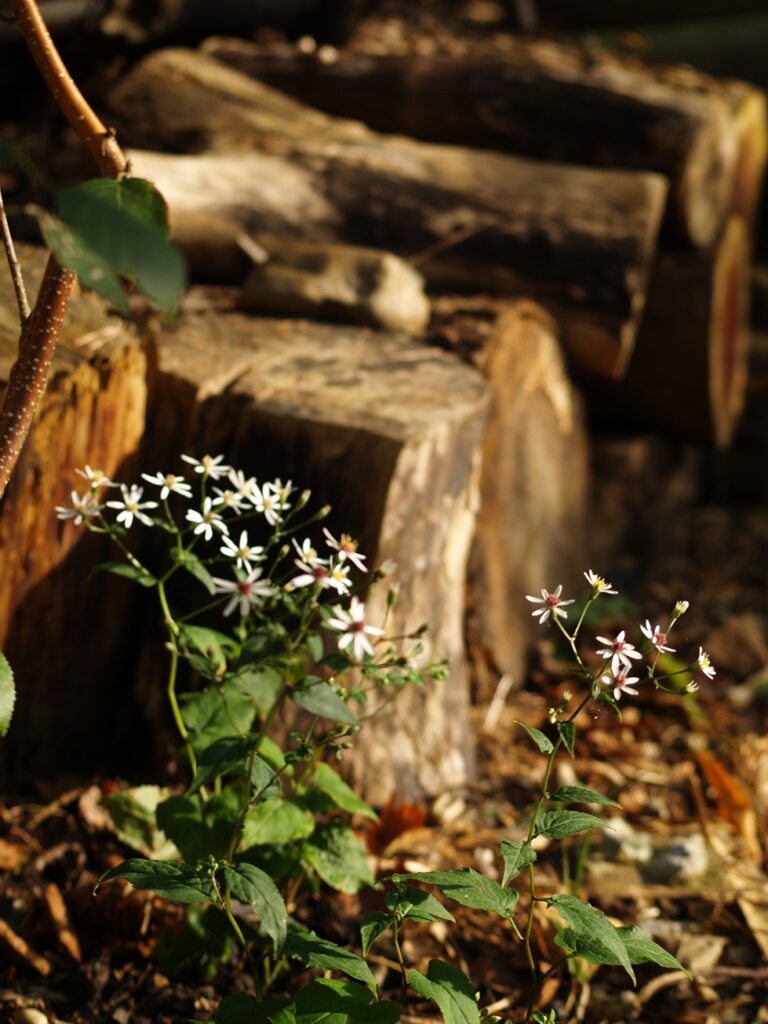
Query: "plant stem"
0 184 29 323
392 919 409 1000
157 579 197 774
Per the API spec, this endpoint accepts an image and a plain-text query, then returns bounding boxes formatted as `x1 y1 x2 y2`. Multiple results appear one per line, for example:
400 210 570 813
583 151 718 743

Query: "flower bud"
673 600 690 619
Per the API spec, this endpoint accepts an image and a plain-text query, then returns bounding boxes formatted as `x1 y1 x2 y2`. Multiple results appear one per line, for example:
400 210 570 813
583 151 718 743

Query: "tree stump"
143 308 489 803
106 48 668 377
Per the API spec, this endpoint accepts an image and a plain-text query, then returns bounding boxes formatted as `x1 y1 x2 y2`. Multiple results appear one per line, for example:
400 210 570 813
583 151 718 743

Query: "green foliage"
500 840 537 887
513 720 554 753
95 858 216 904
0 651 15 738
535 811 608 841
549 895 635 982
408 961 480 1024
285 925 378 992
301 821 374 893
290 677 358 724
555 922 688 975
311 762 378 820
394 869 518 921
548 785 620 808
221 863 287 954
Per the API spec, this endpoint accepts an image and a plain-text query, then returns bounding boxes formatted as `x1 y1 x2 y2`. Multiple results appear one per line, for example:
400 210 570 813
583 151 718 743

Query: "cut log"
239 240 431 335
142 308 488 803
429 297 589 696
107 49 669 377
530 1 768 30
0 246 148 786
584 216 751 448
205 36 764 248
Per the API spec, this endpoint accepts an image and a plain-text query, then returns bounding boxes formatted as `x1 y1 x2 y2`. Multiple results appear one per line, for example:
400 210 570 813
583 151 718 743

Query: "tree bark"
429 297 589 696
205 36 762 249
106 48 668 378
142 306 488 803
584 216 751 448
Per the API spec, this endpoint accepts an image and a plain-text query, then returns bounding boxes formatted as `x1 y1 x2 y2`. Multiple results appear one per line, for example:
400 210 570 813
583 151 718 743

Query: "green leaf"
555 923 688 976
307 632 324 662
222 862 287 954
207 995 296 1024
157 792 240 863
95 858 216 904
241 797 315 848
557 721 576 757
188 736 250 795
56 178 185 316
286 924 378 992
514 720 554 754
536 810 608 841
101 784 177 859
39 211 129 312
181 683 256 755
232 665 283 715
549 894 635 982
394 869 518 921
500 840 537 887
179 624 234 672
97 560 157 587
386 886 454 923
301 821 373 894
311 763 378 821
0 651 15 737
408 961 480 1024
291 678 358 725
294 979 399 1024
360 912 391 956
178 549 216 595
548 785 620 808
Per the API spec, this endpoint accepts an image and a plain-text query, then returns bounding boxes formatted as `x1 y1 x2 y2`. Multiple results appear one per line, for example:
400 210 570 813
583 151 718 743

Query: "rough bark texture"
206 35 757 249
584 216 751 448
143 308 488 803
106 48 668 378
0 246 148 785
430 297 589 696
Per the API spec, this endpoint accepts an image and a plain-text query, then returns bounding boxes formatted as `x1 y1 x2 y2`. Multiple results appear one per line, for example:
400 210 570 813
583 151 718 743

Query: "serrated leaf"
187 736 278 799
536 810 608 841
56 178 185 316
157 792 240 863
386 886 454 923
291 679 357 725
408 961 480 1024
301 821 373 893
550 894 635 982
241 797 315 848
95 858 216 904
97 560 157 587
312 763 378 821
222 862 287 954
179 624 234 671
394 869 518 921
558 721 576 757
500 840 537 887
549 785 620 808
178 549 216 594
181 683 256 755
514 720 554 753
294 979 399 1024
554 923 688 976
0 651 15 737
286 924 377 992
208 995 295 1024
232 665 283 715
361 912 391 956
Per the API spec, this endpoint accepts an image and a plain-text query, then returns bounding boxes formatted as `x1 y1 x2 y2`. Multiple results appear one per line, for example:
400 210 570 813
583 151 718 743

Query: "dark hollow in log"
584 216 751 448
205 36 762 249
106 49 668 378
429 297 589 695
0 246 149 786
143 308 489 803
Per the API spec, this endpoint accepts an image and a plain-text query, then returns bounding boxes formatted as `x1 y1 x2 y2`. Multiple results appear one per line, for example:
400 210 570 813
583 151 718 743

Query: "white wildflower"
602 671 640 701
640 620 675 654
584 570 617 595
673 600 690 618
212 567 275 617
685 680 700 694
141 471 193 500
323 527 367 572
596 630 643 675
525 585 574 624
181 453 232 480
75 465 115 489
251 482 285 527
697 647 716 680
212 486 247 514
293 538 322 564
186 497 228 541
56 489 101 525
220 530 264 572
327 596 384 660
228 468 257 499
106 484 158 529
290 557 349 593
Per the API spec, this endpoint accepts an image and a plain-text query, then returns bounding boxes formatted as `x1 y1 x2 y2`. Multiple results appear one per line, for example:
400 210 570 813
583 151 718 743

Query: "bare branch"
0 183 31 324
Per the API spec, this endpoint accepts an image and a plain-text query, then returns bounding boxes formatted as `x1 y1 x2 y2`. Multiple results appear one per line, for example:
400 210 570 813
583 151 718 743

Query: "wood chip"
0 918 51 976
44 882 82 962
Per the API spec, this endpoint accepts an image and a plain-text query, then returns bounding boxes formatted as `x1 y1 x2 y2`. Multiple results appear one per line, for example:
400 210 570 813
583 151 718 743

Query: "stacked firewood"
2 25 766 798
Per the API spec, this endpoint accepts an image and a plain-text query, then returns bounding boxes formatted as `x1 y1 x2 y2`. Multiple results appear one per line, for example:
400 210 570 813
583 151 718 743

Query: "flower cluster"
526 570 715 703
56 455 385 662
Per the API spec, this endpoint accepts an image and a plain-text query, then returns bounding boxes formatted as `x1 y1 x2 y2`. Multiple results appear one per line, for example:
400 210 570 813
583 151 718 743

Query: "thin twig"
0 183 30 322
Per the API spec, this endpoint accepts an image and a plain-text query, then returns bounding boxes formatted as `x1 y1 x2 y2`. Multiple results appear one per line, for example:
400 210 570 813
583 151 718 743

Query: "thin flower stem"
0 184 30 323
392 920 409 1000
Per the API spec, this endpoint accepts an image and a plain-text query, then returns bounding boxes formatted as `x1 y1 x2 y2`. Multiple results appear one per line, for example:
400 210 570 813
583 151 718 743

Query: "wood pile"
2 18 767 795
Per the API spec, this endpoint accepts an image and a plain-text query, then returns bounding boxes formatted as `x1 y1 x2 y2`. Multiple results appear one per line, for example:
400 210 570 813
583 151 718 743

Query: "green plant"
60 456 712 1023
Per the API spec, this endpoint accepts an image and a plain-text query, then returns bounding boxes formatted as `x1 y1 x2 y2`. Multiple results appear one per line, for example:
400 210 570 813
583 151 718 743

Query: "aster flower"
640 620 675 653
697 647 716 680
75 465 115 490
290 557 349 593
686 680 700 694
141 471 193 500
212 486 247 514
271 478 294 504
602 671 640 701
56 489 101 525
106 484 158 529
596 630 643 675
212 568 275 617
251 482 285 527
186 497 228 541
673 600 690 619
181 453 232 480
583 570 617 596
525 585 574 624
293 537 322 564
228 468 257 499
220 530 264 572
323 527 367 572
327 597 384 660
